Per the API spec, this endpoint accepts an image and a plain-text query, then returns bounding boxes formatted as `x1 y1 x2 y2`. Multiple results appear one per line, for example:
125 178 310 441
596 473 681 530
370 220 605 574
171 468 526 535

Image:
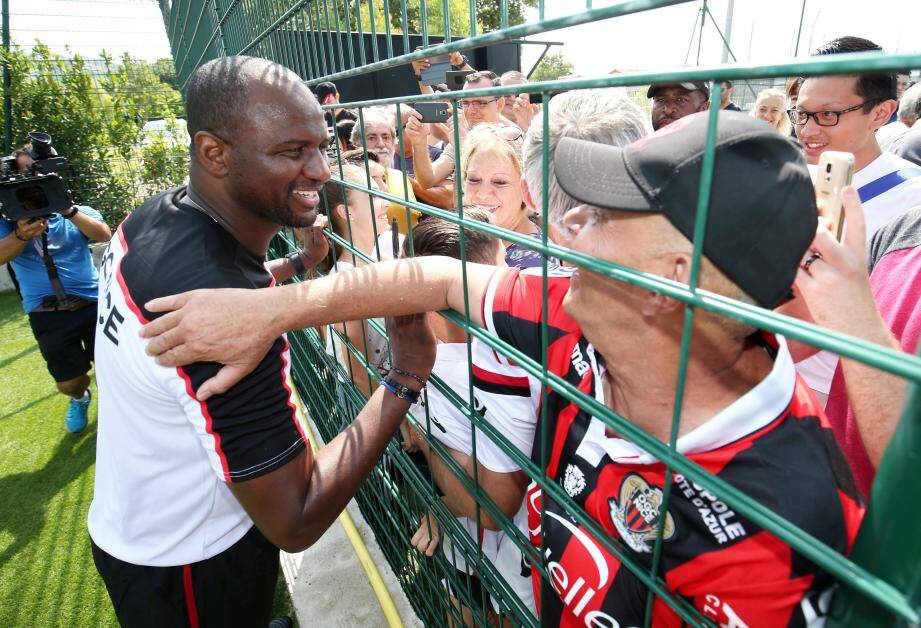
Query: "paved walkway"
280 421 421 627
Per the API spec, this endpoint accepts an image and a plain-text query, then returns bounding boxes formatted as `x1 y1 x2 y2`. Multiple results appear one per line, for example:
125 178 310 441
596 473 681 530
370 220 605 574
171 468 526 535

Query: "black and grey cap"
646 81 710 99
554 111 817 309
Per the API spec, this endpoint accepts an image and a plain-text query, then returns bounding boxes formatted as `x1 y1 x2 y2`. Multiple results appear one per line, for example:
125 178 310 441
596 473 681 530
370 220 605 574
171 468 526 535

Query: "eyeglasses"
460 98 499 110
787 100 878 127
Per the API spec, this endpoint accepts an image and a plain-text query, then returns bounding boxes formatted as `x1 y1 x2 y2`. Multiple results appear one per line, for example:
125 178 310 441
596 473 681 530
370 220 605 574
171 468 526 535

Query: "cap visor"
554 137 654 213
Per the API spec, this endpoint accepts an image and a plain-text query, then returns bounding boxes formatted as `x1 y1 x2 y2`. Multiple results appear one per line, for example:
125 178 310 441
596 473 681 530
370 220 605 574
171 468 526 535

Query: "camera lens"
825 163 832 173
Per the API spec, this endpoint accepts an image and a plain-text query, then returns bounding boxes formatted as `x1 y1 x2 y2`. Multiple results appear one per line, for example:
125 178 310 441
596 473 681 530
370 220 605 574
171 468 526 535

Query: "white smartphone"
814 151 855 241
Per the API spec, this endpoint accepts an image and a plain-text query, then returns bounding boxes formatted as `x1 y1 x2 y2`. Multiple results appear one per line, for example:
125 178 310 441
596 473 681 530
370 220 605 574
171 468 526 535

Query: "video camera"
0 132 74 222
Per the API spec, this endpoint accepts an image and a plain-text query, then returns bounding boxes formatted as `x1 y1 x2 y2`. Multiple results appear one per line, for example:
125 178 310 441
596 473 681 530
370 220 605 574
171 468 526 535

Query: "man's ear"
521 178 536 212
700 99 710 112
193 131 231 178
640 252 690 316
869 99 897 132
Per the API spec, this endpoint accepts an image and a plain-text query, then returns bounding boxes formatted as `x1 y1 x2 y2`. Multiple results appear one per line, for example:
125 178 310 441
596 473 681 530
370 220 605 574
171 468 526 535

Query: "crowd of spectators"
276 36 921 623
89 35 921 628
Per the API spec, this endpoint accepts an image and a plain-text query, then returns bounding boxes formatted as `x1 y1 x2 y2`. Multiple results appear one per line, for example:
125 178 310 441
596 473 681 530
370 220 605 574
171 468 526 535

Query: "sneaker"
65 389 91 433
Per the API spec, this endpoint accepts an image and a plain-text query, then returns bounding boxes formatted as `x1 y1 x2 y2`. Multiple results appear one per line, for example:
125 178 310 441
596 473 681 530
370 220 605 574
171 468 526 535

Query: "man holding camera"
0 189 111 433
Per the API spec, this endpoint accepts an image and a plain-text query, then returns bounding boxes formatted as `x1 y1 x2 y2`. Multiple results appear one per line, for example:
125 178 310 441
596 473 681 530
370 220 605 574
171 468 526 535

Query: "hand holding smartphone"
446 70 473 91
814 151 855 241
412 102 451 123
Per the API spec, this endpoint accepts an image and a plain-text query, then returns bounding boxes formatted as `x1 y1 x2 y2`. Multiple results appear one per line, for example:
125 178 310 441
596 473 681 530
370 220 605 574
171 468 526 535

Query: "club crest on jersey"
563 464 586 498
563 464 585 497
609 474 675 553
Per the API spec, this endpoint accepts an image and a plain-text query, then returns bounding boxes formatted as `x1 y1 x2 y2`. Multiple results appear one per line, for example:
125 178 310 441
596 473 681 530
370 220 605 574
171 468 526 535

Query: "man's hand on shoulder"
140 287 281 400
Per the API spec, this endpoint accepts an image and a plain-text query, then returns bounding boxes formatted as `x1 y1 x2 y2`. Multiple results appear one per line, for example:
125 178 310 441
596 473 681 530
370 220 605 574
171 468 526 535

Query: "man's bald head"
185 56 318 146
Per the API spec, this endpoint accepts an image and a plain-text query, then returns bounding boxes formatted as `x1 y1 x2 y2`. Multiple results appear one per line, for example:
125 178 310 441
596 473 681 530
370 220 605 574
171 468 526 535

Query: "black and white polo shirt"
89 186 307 567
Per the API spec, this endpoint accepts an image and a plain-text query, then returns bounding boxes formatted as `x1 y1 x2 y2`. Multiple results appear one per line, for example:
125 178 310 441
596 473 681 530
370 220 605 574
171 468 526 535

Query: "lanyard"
857 168 921 204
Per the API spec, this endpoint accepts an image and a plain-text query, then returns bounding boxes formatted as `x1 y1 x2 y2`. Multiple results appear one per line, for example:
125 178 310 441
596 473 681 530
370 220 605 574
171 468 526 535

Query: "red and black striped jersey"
483 268 864 627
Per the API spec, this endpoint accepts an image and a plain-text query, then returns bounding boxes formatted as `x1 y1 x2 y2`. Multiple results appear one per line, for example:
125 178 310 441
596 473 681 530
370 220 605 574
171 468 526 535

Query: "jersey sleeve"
470 341 539 473
174 337 307 484
118 219 308 485
481 267 578 367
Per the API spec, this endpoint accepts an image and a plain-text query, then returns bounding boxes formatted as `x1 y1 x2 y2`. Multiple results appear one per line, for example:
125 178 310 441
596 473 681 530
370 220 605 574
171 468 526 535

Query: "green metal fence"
166 1 921 625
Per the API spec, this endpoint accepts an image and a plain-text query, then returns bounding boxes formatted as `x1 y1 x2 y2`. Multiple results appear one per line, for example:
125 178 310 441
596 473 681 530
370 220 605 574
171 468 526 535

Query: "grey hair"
500 70 528 85
898 83 921 125
349 106 396 148
522 88 649 229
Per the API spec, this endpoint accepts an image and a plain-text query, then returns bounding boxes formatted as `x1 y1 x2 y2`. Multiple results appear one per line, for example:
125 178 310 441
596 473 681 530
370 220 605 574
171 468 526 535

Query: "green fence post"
829 378 921 626
1 0 10 154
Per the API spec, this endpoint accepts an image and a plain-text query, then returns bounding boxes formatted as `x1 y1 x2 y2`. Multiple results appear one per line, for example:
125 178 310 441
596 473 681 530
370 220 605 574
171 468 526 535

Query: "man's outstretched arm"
140 257 503 399
232 314 436 552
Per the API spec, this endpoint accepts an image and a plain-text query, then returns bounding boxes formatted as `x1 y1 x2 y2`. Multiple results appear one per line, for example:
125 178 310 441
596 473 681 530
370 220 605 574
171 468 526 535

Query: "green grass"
0 290 296 626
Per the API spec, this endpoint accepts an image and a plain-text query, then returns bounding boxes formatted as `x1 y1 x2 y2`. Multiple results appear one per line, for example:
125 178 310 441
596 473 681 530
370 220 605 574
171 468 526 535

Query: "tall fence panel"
167 1 921 625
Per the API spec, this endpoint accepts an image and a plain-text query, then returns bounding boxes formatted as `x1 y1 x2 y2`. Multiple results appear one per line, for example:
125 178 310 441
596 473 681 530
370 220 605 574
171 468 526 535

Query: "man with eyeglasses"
790 36 921 405
459 71 512 127
407 70 524 193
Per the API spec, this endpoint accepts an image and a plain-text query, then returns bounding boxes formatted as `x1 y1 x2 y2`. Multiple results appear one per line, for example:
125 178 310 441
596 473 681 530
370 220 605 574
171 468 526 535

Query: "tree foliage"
2 44 189 227
150 58 180 91
347 0 537 38
529 51 576 83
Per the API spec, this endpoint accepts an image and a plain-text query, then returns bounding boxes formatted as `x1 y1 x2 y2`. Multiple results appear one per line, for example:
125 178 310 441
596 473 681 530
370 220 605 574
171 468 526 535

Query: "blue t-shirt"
0 205 103 313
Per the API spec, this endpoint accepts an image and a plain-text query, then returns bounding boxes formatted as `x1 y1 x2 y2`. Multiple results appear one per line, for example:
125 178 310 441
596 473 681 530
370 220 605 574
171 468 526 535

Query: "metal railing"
166 1 921 625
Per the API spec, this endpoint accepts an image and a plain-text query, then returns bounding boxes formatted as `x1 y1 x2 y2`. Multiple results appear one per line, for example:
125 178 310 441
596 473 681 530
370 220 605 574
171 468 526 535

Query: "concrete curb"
279 419 422 628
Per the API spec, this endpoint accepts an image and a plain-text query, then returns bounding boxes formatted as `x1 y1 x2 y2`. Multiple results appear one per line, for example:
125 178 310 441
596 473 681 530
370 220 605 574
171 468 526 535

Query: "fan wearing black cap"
647 81 709 130
139 112 865 627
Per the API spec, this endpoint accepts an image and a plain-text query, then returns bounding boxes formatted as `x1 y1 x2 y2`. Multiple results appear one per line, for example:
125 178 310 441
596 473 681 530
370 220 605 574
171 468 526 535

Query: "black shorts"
28 304 97 382
91 525 280 628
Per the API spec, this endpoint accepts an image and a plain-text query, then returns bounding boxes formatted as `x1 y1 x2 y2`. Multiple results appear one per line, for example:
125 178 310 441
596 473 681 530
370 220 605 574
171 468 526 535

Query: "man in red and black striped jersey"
90 56 436 627
142 112 865 626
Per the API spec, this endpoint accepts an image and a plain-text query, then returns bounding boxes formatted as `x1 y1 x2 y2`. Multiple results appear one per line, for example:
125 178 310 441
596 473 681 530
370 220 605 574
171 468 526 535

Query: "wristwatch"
60 206 79 219
451 55 469 70
285 250 307 275
381 374 422 404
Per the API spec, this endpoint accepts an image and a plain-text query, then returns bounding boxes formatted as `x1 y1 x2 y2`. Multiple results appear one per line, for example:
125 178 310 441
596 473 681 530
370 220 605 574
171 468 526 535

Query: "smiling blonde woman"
751 88 792 136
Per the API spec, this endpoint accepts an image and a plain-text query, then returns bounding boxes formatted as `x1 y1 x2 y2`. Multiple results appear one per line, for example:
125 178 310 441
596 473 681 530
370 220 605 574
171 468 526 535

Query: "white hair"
349 106 395 148
898 83 921 125
522 88 649 228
